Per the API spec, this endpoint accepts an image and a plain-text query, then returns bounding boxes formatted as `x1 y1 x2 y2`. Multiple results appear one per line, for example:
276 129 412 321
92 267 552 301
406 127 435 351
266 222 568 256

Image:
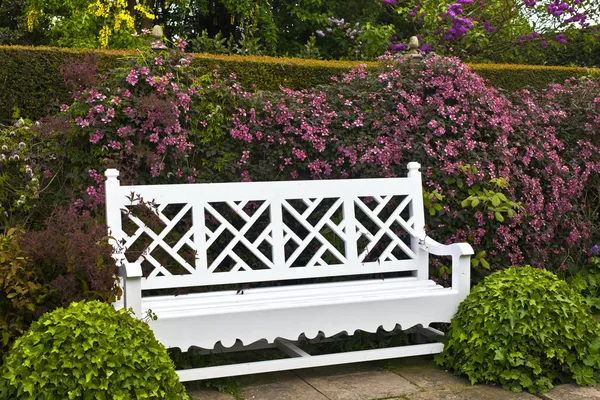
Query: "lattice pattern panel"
121 202 196 278
116 193 419 282
354 195 417 264
204 200 273 273
282 197 347 268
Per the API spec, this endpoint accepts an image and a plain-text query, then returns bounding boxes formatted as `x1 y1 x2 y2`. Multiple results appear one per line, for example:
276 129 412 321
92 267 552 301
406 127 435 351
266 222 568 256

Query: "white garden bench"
105 162 473 382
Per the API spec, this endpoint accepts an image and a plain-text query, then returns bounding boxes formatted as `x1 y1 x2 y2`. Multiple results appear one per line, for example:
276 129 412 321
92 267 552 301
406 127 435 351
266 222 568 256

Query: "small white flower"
18 142 26 149
1 145 8 151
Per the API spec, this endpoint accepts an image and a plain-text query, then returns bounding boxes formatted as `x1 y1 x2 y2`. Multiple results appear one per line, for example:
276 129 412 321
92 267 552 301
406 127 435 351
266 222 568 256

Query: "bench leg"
123 276 142 317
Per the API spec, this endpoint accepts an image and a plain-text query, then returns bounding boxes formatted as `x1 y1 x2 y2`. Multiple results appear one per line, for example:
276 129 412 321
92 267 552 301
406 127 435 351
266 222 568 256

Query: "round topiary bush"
436 265 600 393
0 300 188 399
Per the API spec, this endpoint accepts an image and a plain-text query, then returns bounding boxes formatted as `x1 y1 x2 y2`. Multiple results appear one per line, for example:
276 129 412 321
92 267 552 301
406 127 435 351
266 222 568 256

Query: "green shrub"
436 266 600 393
570 246 600 312
0 300 188 399
0 228 53 361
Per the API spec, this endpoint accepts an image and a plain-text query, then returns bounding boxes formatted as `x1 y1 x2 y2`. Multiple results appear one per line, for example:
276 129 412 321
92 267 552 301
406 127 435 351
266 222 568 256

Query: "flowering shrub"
65 44 246 209
230 53 600 277
0 118 60 232
58 46 600 283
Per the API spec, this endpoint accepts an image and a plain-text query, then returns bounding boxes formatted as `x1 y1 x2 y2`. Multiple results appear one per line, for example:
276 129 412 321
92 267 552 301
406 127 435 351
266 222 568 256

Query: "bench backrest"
105 163 428 291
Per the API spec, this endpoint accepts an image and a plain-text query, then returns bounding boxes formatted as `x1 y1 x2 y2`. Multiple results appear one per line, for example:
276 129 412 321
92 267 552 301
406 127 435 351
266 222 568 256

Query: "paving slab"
541 383 600 400
187 388 236 400
393 365 471 391
405 386 539 400
296 363 420 400
241 371 329 400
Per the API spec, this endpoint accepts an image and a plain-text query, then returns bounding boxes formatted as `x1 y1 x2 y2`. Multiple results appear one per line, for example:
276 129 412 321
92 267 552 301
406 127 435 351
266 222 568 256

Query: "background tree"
0 0 598 65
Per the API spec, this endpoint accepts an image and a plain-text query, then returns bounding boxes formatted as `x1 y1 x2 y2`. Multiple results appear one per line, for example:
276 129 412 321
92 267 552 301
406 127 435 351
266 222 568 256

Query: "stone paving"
187 356 600 400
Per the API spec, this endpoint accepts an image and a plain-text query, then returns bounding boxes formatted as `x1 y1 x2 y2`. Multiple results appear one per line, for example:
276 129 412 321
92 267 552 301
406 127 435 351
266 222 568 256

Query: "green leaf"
495 212 504 222
480 258 490 269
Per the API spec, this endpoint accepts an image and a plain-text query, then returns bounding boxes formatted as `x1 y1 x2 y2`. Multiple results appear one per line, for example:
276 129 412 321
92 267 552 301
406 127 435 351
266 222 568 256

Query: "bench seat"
143 277 459 351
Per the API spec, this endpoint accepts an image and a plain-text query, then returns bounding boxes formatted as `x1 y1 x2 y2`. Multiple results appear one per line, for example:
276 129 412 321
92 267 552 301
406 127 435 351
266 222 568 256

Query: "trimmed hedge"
466 62 600 93
1 45 599 124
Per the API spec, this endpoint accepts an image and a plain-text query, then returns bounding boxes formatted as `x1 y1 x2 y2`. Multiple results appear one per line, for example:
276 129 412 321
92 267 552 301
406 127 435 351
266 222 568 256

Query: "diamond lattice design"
354 195 417 263
204 200 274 273
122 202 196 278
282 197 347 268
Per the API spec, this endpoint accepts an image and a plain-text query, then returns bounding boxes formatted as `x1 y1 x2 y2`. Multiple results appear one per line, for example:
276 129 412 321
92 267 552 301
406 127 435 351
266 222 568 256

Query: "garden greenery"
436 266 600 393
0 300 188 399
0 228 51 359
228 52 600 280
1 0 599 66
0 43 599 369
7 45 600 283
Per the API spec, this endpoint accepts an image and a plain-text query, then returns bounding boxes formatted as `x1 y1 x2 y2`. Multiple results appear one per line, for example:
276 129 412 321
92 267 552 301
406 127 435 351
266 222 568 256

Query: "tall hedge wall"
1 45 599 124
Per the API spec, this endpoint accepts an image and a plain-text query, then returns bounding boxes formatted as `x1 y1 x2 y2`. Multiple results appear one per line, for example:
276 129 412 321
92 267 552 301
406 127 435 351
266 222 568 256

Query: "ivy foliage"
0 300 188 399
436 266 600 393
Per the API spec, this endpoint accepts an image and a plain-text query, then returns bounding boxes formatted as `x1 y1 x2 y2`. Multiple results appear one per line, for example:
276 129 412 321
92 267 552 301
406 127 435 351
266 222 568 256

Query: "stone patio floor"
186 356 600 400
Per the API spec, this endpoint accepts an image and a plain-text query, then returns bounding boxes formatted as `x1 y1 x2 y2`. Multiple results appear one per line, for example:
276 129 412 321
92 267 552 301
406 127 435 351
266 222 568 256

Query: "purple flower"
388 43 408 52
316 30 325 37
447 3 464 17
555 33 568 44
541 40 548 49
483 20 496 33
384 0 397 4
591 244 599 255
421 43 433 53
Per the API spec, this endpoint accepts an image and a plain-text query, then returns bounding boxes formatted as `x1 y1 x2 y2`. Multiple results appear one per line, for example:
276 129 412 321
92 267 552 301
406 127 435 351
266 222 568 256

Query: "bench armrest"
116 260 143 316
119 261 143 278
419 236 473 301
419 237 474 258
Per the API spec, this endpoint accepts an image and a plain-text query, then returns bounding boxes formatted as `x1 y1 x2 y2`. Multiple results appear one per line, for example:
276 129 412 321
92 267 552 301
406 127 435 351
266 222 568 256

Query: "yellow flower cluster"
134 3 155 20
114 11 135 31
28 0 155 49
99 25 111 48
26 9 40 32
89 0 109 18
88 0 153 49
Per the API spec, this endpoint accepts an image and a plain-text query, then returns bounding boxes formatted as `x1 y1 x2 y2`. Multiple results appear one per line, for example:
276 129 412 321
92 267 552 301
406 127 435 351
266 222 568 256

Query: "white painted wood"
177 342 444 382
275 338 311 358
104 163 472 381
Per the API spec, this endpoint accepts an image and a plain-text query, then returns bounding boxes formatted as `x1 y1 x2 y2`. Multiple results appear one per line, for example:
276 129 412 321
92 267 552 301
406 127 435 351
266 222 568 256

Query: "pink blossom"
126 69 139 86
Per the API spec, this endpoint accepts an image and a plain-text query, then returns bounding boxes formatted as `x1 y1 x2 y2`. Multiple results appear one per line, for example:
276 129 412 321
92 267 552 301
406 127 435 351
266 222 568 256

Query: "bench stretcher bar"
176 341 443 382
